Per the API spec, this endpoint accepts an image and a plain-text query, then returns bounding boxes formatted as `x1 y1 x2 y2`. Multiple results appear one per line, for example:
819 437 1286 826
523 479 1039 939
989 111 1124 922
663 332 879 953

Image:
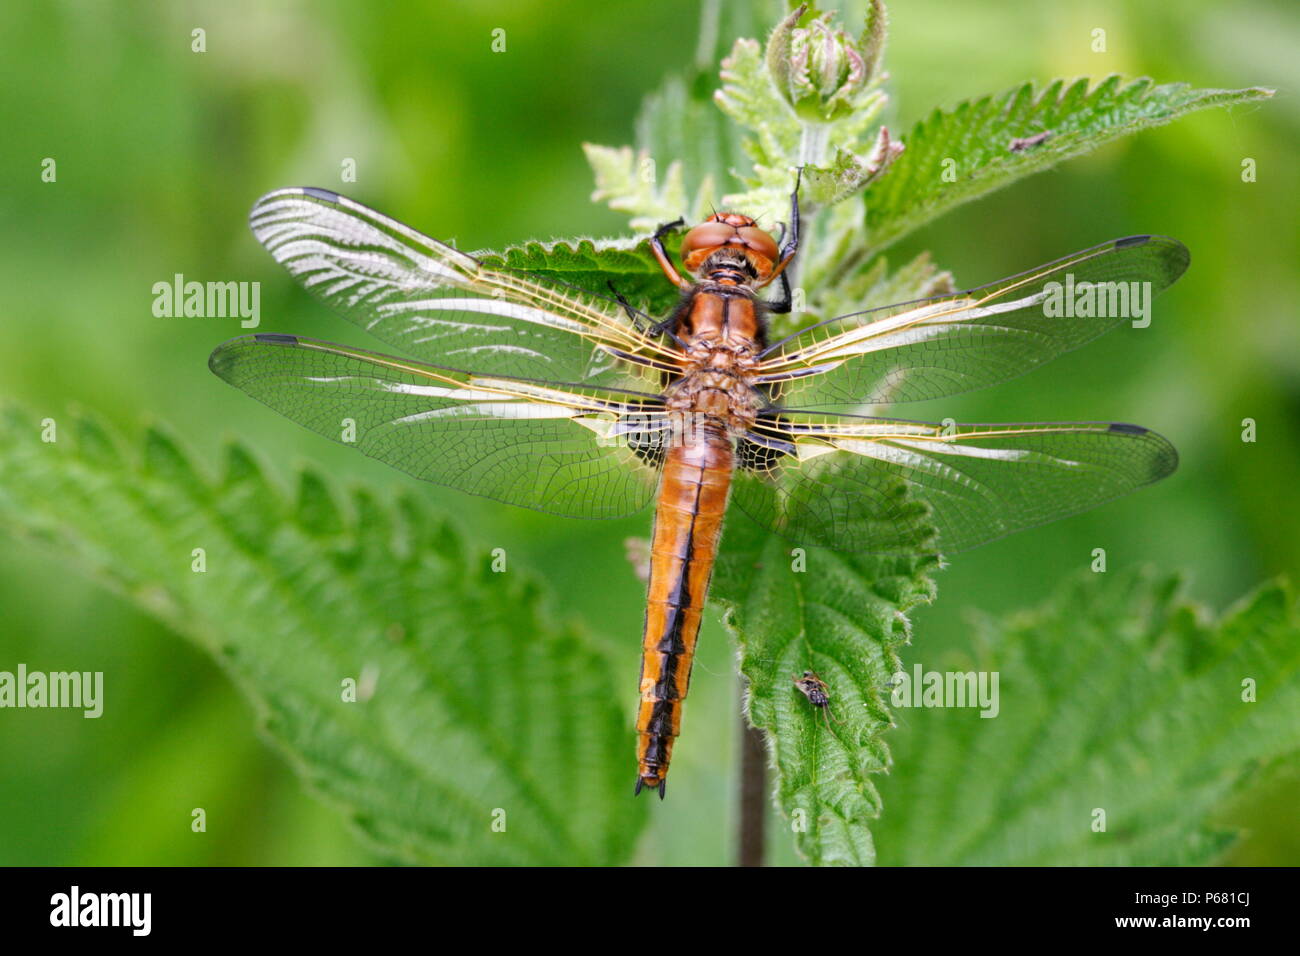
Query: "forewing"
249 187 677 387
209 334 667 519
733 412 1178 554
758 236 1189 408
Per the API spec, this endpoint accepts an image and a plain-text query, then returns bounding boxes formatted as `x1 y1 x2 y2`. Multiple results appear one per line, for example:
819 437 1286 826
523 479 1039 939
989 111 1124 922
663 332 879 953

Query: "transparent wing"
209 333 669 519
757 236 1189 408
733 411 1178 554
249 187 680 387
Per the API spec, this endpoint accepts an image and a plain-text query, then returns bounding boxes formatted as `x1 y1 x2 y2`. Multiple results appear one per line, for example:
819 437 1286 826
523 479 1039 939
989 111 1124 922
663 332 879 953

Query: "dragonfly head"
680 213 780 283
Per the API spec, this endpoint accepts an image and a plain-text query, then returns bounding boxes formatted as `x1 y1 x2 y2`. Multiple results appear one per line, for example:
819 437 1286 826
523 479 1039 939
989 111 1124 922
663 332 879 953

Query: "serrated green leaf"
863 77 1275 255
215 443 281 554
858 0 886 83
582 4 780 234
477 234 683 315
716 35 790 159
141 423 199 485
712 511 939 866
0 404 645 866
874 570 1300 865
71 411 121 465
633 0 773 201
632 74 732 211
295 470 344 537
581 143 704 234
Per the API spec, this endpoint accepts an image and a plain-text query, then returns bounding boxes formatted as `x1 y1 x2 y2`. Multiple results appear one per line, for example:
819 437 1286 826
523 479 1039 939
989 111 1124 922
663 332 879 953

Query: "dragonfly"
209 182 1188 799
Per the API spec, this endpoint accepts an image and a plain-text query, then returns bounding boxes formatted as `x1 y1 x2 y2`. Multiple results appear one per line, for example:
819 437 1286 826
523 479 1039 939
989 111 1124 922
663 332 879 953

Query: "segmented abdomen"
635 424 734 798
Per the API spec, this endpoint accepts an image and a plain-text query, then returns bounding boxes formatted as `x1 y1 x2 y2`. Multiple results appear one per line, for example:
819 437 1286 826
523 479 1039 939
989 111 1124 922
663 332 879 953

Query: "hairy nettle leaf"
862 76 1274 256
479 234 685 316
714 515 939 866
0 407 644 866
875 571 1300 865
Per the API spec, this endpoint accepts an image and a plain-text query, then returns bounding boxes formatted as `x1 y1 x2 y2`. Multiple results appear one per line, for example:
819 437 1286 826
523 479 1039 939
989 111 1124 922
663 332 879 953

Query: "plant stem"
737 685 767 867
798 121 830 167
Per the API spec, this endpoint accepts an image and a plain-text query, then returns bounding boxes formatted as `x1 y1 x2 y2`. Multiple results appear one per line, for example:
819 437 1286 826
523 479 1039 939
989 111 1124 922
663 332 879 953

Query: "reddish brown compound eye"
679 214 781 278
736 226 780 277
679 221 736 264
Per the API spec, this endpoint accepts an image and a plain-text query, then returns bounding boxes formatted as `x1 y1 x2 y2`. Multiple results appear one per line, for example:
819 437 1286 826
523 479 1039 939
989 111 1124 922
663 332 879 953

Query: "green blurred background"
1 0 1296 866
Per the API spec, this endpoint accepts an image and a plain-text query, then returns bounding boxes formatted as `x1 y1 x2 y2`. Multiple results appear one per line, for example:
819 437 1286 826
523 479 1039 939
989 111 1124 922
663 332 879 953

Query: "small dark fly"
793 670 840 729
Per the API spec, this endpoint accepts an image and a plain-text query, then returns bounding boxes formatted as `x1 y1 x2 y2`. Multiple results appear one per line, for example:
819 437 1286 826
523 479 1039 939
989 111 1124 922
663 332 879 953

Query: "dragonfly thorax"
671 283 767 352
683 337 759 368
664 349 761 437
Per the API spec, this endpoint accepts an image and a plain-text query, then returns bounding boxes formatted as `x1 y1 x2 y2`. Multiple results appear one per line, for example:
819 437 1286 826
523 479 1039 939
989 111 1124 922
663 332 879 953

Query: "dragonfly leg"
766 270 794 313
607 280 688 350
756 169 802 290
649 217 688 288
605 280 655 330
780 167 802 261
654 216 685 241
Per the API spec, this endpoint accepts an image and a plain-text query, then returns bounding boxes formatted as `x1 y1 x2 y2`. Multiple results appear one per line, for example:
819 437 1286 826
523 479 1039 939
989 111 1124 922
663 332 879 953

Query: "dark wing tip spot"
255 333 299 345
1115 235 1152 249
301 186 340 202
1108 422 1148 435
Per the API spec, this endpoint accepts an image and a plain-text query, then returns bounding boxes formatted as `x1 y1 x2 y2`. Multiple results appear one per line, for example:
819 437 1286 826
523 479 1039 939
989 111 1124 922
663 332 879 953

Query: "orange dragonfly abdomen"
635 422 734 798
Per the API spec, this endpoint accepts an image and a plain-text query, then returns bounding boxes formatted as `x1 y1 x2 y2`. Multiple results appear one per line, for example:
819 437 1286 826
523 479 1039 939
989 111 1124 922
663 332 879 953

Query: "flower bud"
767 3 885 122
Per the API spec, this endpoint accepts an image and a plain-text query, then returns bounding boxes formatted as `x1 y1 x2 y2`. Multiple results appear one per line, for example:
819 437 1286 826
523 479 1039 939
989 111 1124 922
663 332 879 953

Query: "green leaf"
0 405 645 865
477 234 683 315
581 143 707 235
631 0 774 202
874 570 1300 865
783 211 954 340
712 511 939 866
582 2 773 232
863 77 1275 255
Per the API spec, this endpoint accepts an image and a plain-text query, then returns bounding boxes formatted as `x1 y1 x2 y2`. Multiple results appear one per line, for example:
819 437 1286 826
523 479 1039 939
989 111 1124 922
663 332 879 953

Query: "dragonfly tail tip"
634 775 668 799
